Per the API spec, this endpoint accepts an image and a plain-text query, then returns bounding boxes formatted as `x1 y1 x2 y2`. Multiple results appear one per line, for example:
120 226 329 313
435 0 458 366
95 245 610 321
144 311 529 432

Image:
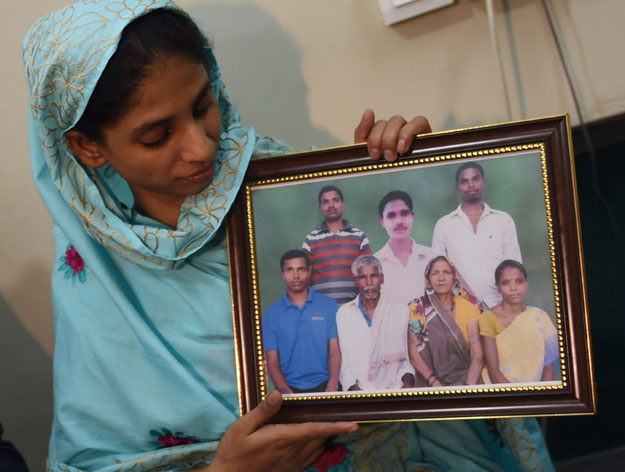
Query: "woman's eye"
193 100 214 118
193 106 208 118
142 129 172 148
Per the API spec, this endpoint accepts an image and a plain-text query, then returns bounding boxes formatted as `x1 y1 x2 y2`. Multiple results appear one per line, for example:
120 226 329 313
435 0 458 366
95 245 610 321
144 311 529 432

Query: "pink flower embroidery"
58 245 86 283
65 246 84 274
149 429 202 449
157 432 201 447
310 443 351 472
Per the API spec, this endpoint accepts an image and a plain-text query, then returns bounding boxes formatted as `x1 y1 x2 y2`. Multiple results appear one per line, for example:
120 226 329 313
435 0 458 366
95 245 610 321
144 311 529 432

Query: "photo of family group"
250 149 563 398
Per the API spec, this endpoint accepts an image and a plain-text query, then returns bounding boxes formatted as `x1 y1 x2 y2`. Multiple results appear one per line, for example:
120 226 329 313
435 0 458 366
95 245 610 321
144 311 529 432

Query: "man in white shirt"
336 255 415 391
374 191 434 305
431 162 522 308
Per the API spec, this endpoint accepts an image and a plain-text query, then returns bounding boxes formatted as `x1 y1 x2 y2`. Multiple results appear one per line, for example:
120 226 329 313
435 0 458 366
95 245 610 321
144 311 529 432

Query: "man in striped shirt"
302 185 372 305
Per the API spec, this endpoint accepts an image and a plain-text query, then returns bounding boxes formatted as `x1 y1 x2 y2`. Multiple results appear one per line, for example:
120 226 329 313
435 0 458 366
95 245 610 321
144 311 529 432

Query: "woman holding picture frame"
23 0 554 470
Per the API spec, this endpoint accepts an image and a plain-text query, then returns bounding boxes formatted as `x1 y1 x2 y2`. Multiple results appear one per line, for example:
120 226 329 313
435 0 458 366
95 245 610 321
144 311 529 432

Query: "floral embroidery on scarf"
149 429 202 449
309 443 352 472
58 245 86 283
485 419 504 447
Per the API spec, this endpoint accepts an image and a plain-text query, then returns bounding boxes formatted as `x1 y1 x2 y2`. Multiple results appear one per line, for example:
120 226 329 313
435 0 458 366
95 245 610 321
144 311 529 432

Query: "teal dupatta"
23 1 554 470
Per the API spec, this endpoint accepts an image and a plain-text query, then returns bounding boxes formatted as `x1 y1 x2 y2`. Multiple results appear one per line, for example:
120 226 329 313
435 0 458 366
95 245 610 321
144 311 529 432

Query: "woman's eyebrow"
193 81 211 107
131 80 212 139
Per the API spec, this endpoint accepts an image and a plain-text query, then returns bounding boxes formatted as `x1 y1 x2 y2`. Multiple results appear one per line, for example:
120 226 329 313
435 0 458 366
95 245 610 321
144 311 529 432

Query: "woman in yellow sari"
480 260 559 383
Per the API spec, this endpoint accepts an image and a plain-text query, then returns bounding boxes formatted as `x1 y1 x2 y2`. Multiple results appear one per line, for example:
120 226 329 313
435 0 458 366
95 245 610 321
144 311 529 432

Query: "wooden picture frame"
227 115 595 423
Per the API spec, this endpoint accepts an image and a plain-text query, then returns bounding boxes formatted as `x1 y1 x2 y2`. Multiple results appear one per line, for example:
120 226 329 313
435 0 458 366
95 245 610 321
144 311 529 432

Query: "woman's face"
427 259 454 296
496 266 528 304
85 55 222 211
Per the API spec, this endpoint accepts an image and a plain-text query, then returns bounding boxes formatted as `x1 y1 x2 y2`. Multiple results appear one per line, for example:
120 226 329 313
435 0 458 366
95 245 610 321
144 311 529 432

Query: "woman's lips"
183 164 214 183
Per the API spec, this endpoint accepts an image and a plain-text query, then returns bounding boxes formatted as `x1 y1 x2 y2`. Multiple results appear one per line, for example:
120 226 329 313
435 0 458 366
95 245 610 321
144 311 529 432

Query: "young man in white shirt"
374 191 434 305
431 162 522 308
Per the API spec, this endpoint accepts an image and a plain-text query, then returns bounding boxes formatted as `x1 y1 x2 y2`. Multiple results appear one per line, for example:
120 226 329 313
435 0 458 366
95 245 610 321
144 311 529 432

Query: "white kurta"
336 293 414 391
374 239 434 306
431 203 522 307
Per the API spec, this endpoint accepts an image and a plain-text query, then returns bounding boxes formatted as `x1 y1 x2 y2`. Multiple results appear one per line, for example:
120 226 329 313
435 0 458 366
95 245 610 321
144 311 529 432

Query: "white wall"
1 0 624 468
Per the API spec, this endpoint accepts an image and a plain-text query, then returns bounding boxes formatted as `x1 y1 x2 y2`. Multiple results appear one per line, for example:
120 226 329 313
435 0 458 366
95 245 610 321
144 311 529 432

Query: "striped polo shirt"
302 219 371 305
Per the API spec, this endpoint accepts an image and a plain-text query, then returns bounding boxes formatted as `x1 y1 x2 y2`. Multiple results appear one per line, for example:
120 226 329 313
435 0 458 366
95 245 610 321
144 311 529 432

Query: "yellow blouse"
454 295 481 346
479 310 505 338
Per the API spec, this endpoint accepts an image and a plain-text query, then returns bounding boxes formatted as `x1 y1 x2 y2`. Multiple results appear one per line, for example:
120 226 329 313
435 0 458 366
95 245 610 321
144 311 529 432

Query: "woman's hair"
73 8 209 141
424 255 454 281
494 259 527 284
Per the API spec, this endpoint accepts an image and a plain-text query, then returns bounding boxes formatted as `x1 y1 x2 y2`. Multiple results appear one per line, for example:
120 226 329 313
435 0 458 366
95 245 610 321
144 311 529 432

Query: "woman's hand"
354 109 431 162
206 391 358 472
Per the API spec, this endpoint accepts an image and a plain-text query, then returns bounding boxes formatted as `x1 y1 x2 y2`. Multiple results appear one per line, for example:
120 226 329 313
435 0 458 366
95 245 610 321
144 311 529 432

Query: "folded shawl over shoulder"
23 1 555 471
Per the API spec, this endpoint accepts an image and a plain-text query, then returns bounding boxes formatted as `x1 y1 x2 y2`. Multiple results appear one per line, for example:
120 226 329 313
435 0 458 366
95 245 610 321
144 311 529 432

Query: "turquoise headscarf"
23 1 555 471
24 1 291 470
23 0 290 269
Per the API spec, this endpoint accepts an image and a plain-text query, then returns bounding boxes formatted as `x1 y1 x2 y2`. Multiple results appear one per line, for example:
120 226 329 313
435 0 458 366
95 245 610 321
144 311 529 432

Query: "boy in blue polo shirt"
262 249 341 393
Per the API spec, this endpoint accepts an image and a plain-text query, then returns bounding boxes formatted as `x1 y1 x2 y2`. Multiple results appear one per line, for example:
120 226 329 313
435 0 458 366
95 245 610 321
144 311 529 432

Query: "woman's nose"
180 122 215 163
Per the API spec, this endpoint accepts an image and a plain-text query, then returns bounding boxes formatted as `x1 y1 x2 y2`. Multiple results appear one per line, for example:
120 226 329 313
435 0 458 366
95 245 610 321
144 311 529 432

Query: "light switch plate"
379 0 456 26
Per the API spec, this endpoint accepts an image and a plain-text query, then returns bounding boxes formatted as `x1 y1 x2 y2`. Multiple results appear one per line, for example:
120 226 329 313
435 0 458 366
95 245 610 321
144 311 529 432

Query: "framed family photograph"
227 114 596 423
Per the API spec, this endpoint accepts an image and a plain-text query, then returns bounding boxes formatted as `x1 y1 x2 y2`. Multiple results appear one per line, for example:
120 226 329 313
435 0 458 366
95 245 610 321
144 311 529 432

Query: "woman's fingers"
297 440 327 472
212 395 358 472
355 111 432 162
354 108 376 144
399 115 432 150
369 115 408 161
229 390 283 436
227 390 358 445
271 421 358 442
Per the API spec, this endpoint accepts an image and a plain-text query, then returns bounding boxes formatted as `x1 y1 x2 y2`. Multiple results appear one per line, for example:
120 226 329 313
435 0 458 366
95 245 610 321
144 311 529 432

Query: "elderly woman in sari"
480 260 558 383
407 256 484 387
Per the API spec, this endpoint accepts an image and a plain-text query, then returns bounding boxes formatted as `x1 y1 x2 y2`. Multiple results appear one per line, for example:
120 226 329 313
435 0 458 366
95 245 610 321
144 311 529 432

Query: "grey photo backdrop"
250 150 556 324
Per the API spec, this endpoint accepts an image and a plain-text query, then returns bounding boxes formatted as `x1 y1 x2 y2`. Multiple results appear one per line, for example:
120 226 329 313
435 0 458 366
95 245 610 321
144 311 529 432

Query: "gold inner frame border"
244 142 568 402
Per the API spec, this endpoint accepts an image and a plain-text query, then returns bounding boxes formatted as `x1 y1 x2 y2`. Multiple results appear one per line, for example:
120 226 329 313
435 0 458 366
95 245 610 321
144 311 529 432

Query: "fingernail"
267 390 281 407
398 139 406 153
347 424 359 433
370 148 381 159
384 149 394 161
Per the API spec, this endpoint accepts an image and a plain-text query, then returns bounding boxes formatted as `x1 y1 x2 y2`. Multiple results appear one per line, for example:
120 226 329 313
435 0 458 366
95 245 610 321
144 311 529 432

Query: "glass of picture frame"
227 115 595 423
